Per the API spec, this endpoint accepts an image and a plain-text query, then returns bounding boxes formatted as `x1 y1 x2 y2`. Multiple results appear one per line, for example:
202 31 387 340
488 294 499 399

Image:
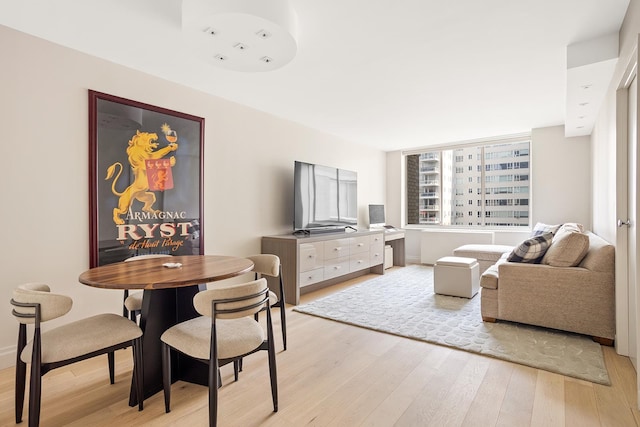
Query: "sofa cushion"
558 222 585 234
542 229 590 267
480 253 509 290
531 222 561 237
580 232 615 272
506 232 553 263
452 244 514 263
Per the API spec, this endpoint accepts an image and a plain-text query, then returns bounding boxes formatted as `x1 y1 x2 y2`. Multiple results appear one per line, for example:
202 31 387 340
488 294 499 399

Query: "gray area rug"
294 264 610 385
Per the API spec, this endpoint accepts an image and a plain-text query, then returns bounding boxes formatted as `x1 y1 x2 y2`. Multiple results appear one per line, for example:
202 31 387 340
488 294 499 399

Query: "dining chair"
246 254 287 350
232 254 286 381
11 283 144 427
123 254 172 321
160 277 278 427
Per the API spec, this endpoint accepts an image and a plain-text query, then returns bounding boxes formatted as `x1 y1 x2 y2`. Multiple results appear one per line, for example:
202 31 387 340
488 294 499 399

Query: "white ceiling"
0 0 630 151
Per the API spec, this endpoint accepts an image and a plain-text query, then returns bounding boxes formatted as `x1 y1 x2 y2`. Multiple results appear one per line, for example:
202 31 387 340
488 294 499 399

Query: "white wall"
530 126 591 227
0 25 386 368
386 125 592 262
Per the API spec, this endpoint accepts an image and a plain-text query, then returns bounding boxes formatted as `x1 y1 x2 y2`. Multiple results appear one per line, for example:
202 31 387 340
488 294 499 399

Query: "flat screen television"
294 161 358 232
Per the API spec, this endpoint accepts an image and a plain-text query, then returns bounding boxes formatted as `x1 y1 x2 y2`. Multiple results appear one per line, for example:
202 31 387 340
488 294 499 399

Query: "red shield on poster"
145 158 174 191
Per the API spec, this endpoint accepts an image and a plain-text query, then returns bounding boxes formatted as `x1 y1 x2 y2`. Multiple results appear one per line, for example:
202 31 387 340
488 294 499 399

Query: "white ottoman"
434 256 480 298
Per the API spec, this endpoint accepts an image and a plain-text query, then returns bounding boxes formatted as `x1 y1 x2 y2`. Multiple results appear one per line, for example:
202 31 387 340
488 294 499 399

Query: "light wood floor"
1 269 639 426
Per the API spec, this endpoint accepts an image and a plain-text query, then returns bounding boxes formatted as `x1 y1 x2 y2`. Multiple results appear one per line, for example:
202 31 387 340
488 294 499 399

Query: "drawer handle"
334 247 342 251
308 255 314 259
357 243 364 247
334 266 341 270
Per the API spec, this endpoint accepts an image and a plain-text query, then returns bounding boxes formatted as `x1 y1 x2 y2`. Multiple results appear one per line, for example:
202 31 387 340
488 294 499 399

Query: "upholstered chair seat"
268 291 278 306
19 313 143 364
162 316 264 360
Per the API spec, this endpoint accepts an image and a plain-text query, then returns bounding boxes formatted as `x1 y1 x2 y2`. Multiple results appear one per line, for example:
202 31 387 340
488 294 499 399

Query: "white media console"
262 229 405 305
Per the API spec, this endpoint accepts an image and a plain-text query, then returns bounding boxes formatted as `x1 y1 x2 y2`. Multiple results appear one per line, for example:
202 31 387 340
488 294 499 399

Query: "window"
406 138 531 227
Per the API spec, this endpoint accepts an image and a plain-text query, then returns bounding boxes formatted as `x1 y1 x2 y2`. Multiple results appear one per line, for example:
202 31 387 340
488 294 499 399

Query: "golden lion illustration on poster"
105 125 178 225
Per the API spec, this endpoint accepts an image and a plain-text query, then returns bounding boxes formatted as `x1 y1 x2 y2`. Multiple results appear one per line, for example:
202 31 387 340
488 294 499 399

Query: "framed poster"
88 90 204 267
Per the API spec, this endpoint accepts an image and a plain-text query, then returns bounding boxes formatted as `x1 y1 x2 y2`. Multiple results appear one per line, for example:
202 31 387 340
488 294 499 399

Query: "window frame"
404 135 532 230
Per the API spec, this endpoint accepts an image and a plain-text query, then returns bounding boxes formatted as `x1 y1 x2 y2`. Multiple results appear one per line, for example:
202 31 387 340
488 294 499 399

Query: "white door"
628 75 638 370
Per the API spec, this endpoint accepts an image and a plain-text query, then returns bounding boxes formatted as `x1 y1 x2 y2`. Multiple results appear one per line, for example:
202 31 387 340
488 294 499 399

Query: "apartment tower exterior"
410 140 530 227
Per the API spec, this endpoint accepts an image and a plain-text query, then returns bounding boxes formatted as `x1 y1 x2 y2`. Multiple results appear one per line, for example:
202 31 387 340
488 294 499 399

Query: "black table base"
129 284 208 406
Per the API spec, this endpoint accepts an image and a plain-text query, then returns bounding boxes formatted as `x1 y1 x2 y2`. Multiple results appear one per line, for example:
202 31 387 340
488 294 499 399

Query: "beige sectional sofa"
477 230 615 345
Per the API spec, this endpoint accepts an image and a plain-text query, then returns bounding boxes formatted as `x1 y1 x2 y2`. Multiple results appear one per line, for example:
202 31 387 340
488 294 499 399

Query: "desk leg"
387 238 406 267
129 284 207 406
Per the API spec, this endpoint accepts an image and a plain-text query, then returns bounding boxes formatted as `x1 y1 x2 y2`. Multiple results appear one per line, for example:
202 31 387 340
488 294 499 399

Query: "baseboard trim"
406 255 421 264
0 345 15 370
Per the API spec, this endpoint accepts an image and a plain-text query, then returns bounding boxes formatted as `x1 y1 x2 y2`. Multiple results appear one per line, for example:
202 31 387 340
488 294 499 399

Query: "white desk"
383 230 406 267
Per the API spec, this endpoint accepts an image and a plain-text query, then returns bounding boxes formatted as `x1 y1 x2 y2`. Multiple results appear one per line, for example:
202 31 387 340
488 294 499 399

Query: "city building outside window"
405 138 531 227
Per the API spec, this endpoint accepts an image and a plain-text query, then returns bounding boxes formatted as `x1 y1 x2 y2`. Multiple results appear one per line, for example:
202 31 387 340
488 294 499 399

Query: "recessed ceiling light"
234 43 248 51
256 29 272 39
260 56 274 63
214 54 227 61
581 84 593 90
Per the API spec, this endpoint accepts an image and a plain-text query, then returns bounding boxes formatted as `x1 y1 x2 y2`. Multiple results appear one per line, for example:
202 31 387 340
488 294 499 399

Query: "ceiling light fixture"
182 0 298 72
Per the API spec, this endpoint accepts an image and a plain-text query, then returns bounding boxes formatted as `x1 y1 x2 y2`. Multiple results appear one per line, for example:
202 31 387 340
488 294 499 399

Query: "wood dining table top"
78 255 254 290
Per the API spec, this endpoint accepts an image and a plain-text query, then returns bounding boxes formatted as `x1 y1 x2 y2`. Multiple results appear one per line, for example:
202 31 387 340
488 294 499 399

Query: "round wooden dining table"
79 255 254 406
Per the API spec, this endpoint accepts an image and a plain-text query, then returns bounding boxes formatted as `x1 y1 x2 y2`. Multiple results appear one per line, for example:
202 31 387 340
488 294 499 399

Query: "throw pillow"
507 232 553 263
530 222 561 237
542 230 590 267
557 222 585 234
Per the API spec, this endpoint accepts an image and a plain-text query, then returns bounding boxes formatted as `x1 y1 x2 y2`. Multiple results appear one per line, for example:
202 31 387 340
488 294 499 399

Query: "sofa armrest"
496 262 615 339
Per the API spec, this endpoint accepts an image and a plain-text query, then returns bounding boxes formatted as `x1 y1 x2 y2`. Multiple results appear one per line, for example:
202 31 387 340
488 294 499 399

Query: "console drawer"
324 257 350 280
323 238 350 260
349 253 370 272
299 267 324 287
299 242 324 272
350 235 371 254
371 233 385 247
370 244 384 266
